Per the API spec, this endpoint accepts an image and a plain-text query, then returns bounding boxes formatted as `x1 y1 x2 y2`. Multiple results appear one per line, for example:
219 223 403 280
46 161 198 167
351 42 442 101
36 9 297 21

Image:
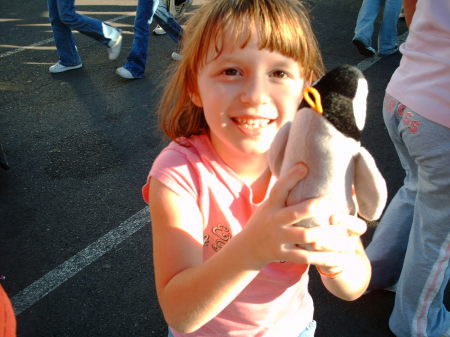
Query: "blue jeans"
353 0 402 55
367 94 450 337
123 0 183 78
167 320 316 337
47 0 113 66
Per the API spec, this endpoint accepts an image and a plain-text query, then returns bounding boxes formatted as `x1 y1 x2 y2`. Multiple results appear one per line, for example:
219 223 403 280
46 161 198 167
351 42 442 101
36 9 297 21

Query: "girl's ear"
190 92 203 107
305 72 313 88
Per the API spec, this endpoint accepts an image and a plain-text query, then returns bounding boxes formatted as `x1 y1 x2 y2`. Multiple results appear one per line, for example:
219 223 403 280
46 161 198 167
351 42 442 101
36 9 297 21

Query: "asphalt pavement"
0 0 447 336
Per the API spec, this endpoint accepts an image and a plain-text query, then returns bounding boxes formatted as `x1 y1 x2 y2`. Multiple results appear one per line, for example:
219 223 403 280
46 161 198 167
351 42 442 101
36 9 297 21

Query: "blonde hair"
158 0 325 142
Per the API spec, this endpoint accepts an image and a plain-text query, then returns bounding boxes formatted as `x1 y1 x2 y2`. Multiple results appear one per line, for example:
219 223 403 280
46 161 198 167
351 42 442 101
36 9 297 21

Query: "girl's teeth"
234 118 270 129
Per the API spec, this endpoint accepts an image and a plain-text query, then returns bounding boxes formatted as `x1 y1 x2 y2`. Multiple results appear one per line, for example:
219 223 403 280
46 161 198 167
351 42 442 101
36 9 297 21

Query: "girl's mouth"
232 117 273 130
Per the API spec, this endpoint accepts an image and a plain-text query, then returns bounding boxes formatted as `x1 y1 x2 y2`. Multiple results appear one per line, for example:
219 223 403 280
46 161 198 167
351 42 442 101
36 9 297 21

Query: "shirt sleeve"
142 147 200 205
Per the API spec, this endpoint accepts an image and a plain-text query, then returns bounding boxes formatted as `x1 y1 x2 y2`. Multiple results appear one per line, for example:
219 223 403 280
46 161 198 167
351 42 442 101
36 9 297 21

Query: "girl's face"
192 33 305 169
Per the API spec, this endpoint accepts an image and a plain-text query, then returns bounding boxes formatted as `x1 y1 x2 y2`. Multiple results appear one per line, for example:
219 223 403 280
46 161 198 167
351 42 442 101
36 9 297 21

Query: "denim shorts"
167 320 316 337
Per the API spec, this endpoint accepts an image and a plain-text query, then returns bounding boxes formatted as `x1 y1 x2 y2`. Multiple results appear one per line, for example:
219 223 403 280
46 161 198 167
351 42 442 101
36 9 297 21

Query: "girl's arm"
320 244 371 301
310 214 371 300
318 240 371 301
150 178 260 333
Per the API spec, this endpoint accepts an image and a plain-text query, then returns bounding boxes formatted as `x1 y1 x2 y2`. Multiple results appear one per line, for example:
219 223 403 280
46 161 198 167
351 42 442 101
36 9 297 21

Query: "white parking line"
0 38 54 59
8 26 409 317
11 207 149 316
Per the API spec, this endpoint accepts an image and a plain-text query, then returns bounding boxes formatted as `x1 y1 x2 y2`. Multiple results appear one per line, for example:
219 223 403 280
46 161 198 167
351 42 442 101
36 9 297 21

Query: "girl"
143 0 371 336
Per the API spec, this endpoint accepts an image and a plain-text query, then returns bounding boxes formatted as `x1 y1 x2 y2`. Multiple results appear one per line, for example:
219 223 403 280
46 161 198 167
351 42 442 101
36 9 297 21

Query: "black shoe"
352 39 376 57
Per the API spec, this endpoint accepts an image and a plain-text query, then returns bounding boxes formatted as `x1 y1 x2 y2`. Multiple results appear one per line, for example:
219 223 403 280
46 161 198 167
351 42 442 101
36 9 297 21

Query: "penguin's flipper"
354 147 387 220
268 121 291 177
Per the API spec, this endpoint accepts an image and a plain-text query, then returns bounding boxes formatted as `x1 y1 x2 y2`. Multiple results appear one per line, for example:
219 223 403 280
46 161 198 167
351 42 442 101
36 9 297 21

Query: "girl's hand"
305 214 367 275
310 214 367 251
239 164 335 267
241 163 367 273
301 213 371 300
239 163 311 268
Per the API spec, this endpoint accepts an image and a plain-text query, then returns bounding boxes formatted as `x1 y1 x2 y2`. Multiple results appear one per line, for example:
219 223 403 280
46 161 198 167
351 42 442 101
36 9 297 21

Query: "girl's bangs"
202 2 310 65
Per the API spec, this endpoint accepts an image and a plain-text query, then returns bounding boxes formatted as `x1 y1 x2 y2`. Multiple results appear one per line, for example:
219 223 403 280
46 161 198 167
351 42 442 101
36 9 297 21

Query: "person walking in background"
115 0 183 80
47 0 123 73
352 0 402 57
152 0 192 35
365 0 450 336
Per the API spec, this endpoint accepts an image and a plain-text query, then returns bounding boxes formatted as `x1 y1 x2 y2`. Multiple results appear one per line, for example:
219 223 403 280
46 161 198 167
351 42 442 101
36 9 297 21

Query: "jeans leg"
366 95 417 290
353 0 381 47
154 2 183 44
387 109 450 337
124 0 159 78
56 0 110 46
378 0 402 54
48 0 82 66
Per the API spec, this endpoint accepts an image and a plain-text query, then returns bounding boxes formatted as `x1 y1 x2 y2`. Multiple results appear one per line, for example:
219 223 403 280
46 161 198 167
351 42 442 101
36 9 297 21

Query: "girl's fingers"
282 247 354 270
286 224 352 252
281 218 364 252
268 163 308 204
330 214 367 236
275 196 333 228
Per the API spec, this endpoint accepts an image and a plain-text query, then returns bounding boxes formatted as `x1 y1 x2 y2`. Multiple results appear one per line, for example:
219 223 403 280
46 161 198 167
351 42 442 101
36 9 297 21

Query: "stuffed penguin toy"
269 65 387 242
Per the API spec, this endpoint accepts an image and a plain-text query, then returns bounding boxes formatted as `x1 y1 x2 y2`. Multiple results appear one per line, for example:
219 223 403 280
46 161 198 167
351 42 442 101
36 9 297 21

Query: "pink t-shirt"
143 134 313 337
386 0 450 128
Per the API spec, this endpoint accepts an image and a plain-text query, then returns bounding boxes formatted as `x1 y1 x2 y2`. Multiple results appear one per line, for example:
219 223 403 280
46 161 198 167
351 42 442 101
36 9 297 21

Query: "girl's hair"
158 0 325 141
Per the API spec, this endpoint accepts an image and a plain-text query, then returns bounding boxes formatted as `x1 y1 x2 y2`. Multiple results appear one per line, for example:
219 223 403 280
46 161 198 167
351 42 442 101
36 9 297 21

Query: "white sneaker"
49 61 82 73
153 25 166 35
171 52 183 61
115 66 135 79
107 28 123 60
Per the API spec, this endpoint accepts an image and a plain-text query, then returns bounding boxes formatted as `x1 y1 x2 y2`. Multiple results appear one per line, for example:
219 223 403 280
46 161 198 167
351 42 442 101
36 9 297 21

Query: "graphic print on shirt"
204 224 232 252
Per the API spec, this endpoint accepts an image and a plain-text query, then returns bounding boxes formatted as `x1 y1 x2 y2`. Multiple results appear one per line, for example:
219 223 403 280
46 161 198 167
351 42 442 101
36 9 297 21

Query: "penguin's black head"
299 65 367 141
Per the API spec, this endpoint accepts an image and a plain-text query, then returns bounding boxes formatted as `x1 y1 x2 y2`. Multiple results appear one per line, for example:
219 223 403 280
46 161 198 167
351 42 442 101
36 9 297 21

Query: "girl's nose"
240 75 270 106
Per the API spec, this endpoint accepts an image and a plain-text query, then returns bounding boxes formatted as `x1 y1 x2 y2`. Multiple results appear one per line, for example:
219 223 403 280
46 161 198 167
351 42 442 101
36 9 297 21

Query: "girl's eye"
223 68 240 76
272 70 289 79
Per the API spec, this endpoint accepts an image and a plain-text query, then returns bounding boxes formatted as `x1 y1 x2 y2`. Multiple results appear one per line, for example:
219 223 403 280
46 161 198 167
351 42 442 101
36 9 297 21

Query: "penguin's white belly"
281 109 360 215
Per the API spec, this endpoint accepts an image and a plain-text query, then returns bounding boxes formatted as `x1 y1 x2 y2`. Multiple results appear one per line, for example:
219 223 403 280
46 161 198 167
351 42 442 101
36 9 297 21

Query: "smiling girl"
142 1 371 336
